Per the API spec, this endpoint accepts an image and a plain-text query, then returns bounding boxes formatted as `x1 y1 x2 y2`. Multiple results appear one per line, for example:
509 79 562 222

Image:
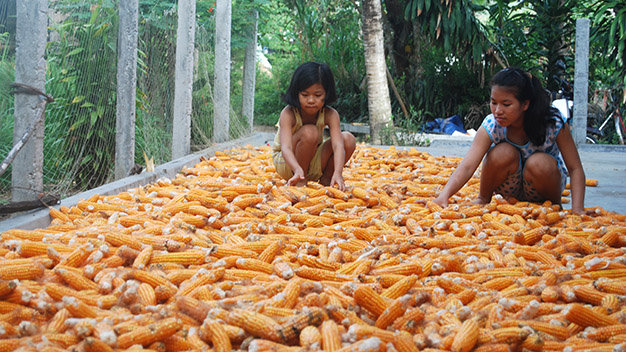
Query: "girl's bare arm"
278 107 302 176
326 109 345 171
556 125 585 213
434 127 492 207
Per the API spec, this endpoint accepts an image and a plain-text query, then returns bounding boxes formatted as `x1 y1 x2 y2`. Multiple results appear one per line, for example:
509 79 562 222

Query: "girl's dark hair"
491 67 559 145
282 62 337 108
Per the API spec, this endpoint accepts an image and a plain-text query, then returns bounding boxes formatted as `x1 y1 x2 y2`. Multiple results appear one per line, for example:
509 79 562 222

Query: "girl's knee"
524 153 558 179
296 124 319 145
343 132 356 154
485 143 519 168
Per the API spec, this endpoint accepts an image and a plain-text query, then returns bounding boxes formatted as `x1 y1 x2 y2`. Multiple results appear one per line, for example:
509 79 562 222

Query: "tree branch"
386 65 409 120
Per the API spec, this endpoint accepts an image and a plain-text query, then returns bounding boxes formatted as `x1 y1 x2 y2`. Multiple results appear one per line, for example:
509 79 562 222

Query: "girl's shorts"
494 150 567 203
272 142 324 182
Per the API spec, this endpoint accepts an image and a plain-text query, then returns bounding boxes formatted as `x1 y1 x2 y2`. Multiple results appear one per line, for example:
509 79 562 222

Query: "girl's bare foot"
471 197 489 205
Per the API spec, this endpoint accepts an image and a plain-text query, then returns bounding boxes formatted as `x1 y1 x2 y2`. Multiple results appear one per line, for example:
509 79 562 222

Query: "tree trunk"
242 9 258 134
213 0 232 143
362 0 393 144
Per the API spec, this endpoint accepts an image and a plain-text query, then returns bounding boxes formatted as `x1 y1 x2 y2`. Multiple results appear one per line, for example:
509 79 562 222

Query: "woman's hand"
432 195 448 208
330 173 346 191
288 167 306 186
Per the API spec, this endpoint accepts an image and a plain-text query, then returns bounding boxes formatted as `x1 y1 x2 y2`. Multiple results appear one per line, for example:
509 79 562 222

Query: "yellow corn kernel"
0 280 16 299
375 296 408 329
49 207 71 223
574 285 606 306
272 278 301 309
586 324 626 342
235 257 274 274
200 319 231 352
391 330 420 352
131 246 153 269
380 275 417 299
390 307 425 332
370 261 421 276
247 339 302 352
297 253 341 272
177 267 225 296
353 285 389 317
0 260 44 282
496 204 527 217
225 308 282 342
174 296 211 323
40 333 80 349
320 320 342 352
84 336 115 352
129 269 172 288
149 250 206 265
347 323 396 343
77 201 125 213
232 195 264 209
54 266 99 291
451 318 480 352
18 240 72 257
426 200 443 213
601 294 620 313
137 282 157 306
277 307 325 343
295 266 352 282
300 325 322 348
600 230 620 247
478 327 531 345
565 303 619 327
63 296 98 319
103 232 142 250
594 278 626 294
517 320 569 340
117 317 182 348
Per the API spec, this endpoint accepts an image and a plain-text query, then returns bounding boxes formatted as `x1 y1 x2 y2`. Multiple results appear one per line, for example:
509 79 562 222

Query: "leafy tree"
527 0 575 92
403 0 491 63
589 0 626 98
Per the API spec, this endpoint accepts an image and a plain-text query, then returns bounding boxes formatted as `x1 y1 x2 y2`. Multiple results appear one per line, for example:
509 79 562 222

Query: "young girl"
272 62 356 191
434 67 586 214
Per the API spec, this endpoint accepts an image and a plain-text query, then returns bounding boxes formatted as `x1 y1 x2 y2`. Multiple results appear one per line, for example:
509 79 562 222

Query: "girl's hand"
288 168 306 186
433 195 448 208
330 173 345 191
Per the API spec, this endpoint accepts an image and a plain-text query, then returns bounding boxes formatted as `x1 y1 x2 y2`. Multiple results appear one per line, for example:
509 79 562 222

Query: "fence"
0 0 253 209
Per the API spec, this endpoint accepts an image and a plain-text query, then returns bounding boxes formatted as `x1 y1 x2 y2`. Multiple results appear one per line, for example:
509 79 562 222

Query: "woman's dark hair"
491 67 559 145
282 62 337 108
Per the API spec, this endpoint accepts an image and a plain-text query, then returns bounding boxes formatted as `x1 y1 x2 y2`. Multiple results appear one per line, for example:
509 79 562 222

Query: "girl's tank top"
272 107 326 152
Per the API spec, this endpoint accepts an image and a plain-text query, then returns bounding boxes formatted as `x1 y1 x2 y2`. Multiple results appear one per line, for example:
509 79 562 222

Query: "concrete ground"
0 131 624 232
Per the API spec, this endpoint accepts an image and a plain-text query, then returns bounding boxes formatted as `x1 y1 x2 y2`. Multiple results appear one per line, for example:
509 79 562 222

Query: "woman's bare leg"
477 142 520 203
523 152 562 204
